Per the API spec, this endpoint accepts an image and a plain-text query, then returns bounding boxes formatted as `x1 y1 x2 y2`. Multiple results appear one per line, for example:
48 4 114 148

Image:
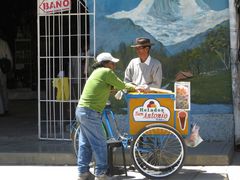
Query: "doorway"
37 0 95 140
0 0 95 141
0 1 38 140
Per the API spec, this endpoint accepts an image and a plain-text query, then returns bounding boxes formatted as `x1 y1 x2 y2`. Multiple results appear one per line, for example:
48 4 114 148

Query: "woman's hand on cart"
115 85 147 100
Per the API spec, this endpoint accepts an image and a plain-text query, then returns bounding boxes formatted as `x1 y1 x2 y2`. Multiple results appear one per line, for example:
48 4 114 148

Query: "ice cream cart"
126 82 191 179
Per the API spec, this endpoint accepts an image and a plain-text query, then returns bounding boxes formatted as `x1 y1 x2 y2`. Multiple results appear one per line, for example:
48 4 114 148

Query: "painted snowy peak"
106 0 229 46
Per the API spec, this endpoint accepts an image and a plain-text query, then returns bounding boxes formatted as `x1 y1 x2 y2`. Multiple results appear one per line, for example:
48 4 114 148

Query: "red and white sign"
133 99 170 122
39 0 71 14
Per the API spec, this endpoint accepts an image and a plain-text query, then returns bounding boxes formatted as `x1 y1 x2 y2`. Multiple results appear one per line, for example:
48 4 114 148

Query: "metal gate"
37 0 95 140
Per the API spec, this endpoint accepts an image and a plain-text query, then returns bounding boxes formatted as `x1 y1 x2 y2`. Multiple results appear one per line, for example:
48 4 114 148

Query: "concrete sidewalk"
0 156 239 180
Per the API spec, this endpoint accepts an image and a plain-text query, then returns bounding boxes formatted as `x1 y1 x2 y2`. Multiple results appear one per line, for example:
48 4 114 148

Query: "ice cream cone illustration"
178 111 187 130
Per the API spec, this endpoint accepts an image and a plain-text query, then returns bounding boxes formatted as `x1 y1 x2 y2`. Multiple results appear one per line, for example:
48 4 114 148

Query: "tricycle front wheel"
130 124 185 179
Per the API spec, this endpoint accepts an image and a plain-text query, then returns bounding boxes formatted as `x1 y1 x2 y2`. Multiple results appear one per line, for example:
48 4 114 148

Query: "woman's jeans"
75 107 107 176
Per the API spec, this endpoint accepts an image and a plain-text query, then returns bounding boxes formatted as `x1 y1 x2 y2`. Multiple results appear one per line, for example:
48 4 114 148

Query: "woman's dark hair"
92 60 111 70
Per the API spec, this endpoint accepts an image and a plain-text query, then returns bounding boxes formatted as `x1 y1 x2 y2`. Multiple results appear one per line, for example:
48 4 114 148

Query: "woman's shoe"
78 172 95 180
94 174 110 180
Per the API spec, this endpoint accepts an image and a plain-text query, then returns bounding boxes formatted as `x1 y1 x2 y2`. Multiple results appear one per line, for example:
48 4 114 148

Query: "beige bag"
184 124 203 147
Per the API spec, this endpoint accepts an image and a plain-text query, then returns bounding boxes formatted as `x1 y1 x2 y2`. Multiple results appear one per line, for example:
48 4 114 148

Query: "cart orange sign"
128 93 189 136
128 95 175 135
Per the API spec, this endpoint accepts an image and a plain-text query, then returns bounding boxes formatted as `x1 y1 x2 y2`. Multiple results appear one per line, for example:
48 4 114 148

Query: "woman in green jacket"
76 52 138 180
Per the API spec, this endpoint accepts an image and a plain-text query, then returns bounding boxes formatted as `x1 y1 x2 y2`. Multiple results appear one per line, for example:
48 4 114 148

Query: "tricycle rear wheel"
130 124 185 179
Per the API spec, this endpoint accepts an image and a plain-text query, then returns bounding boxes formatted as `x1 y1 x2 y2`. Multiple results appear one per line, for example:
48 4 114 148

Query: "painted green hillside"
89 22 232 113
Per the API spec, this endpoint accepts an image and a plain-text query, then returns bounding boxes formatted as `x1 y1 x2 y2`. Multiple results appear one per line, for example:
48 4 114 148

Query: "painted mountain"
87 0 167 54
88 0 229 55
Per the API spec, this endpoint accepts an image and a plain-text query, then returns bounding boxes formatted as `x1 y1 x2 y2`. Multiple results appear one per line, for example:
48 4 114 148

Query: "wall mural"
88 0 232 114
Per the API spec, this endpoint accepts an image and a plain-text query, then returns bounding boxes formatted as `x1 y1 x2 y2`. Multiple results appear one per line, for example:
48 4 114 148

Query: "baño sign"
39 0 71 14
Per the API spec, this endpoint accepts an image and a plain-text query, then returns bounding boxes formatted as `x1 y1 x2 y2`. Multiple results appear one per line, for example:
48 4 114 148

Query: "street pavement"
0 165 236 180
0 152 239 180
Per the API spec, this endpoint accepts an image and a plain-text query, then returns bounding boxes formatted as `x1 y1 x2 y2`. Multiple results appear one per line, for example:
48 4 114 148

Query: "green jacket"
78 67 134 112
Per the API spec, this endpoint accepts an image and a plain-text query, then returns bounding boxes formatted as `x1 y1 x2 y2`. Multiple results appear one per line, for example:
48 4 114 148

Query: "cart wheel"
130 124 185 179
73 122 108 157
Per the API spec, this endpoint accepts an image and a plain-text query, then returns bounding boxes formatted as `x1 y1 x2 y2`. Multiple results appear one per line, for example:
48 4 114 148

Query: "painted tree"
204 25 230 70
188 48 202 75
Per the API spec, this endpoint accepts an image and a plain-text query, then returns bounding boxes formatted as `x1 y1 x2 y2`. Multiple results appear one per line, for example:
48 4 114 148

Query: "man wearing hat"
124 37 162 89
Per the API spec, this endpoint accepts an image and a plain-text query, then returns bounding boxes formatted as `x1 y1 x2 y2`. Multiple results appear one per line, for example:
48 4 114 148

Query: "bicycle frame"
101 106 130 148
102 108 115 139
